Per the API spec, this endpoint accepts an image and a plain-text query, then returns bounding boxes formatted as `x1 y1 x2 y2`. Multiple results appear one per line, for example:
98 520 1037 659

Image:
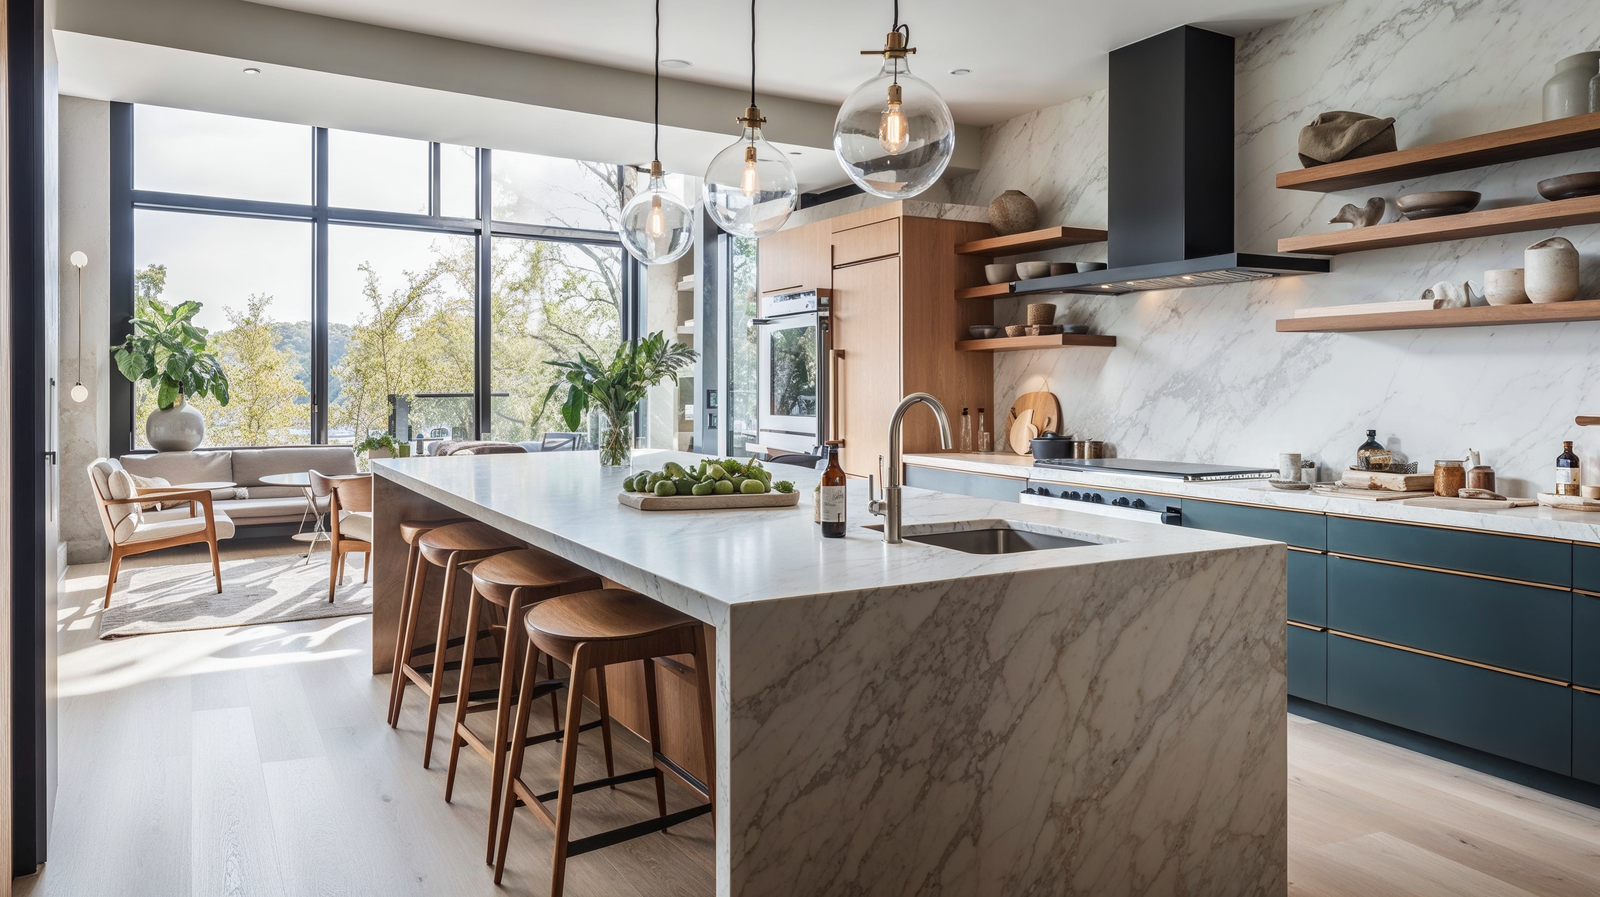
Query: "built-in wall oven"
1019 479 1182 525
753 287 831 454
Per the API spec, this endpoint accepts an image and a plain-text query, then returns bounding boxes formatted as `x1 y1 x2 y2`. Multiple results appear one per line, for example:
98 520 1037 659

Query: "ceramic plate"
1537 171 1600 202
1395 190 1481 220
1267 479 1312 490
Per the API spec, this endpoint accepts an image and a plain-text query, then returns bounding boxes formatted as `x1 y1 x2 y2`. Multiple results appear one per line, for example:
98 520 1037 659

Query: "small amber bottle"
820 441 847 538
1557 441 1582 496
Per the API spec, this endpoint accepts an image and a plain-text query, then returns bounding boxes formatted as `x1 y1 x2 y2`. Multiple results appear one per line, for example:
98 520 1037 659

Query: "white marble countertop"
371 449 1267 621
905 452 1600 544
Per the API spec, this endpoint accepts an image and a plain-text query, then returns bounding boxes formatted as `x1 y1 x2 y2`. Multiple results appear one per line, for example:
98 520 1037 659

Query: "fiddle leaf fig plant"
112 299 231 410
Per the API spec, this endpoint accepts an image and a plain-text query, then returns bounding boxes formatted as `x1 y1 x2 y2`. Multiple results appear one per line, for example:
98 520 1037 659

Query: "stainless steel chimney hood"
1015 25 1327 298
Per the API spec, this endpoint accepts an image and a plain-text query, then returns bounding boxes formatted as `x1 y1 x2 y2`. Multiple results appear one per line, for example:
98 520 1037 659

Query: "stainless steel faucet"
869 392 952 544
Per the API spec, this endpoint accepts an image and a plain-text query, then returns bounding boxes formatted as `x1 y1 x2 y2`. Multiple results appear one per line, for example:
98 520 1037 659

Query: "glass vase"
596 409 633 469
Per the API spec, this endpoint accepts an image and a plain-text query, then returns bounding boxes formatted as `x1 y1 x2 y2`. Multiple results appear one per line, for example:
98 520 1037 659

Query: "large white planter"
146 397 205 452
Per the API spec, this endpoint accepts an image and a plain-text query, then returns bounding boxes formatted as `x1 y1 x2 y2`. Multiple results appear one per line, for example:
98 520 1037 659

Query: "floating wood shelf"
1276 299 1600 333
955 283 1013 300
955 226 1108 257
955 334 1117 352
1276 111 1600 192
1278 194 1600 255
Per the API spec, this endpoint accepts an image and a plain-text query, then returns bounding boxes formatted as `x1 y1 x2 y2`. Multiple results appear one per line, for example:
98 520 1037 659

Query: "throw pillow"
129 473 181 510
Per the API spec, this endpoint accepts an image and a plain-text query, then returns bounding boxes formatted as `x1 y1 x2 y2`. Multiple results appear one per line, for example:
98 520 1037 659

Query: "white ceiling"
244 0 1336 125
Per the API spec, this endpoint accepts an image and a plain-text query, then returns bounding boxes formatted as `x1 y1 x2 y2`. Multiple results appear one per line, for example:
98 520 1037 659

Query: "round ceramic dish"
1016 261 1052 280
1537 171 1600 201
966 325 1003 340
1395 190 1481 220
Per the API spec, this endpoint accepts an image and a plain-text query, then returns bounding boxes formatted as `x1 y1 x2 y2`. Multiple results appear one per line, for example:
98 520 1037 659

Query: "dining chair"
309 469 373 601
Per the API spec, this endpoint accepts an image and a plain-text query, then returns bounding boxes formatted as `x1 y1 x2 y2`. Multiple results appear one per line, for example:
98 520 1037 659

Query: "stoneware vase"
987 190 1038 236
146 396 205 452
1525 236 1580 303
1483 268 1530 305
1544 52 1600 120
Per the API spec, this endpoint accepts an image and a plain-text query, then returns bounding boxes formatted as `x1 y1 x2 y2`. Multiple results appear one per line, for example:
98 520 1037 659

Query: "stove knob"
1023 487 1037 495
1067 491 1081 500
1036 486 1053 497
1131 498 1147 509
1090 493 1104 504
1113 497 1130 507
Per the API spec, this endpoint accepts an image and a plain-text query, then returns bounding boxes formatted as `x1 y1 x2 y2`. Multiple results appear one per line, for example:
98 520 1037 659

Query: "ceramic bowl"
1078 261 1107 272
1049 262 1077 277
1016 261 1052 280
966 325 1003 340
1483 268 1529 305
1394 190 1481 220
984 263 1017 285
1004 325 1026 338
1537 171 1600 201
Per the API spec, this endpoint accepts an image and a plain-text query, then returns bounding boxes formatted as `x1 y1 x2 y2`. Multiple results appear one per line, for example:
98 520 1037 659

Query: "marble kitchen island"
370 451 1287 897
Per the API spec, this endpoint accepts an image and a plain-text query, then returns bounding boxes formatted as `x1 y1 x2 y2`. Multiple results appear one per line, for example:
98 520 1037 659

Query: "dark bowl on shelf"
1537 171 1600 201
1394 190 1481 220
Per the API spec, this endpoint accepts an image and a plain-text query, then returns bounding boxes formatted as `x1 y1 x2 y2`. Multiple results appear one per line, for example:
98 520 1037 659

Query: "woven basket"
1026 303 1055 325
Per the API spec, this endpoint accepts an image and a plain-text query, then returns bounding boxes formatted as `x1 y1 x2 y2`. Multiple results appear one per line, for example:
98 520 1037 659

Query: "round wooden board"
1006 391 1062 454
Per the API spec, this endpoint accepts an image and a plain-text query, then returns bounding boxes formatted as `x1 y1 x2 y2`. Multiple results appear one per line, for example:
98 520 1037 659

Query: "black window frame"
109 102 642 452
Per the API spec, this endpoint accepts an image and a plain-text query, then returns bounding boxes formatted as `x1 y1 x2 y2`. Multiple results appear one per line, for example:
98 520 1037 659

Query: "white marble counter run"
908 452 1600 544
372 451 1287 897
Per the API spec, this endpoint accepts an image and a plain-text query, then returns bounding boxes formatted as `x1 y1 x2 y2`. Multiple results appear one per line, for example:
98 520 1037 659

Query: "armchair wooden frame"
316 471 372 602
93 486 223 609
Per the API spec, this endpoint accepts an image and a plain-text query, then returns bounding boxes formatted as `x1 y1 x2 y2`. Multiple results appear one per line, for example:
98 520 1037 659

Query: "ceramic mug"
1278 453 1302 481
1483 268 1529 305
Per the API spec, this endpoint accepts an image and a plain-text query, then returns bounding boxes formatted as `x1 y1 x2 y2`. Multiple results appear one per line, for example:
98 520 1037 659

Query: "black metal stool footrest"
566 804 713 858
532 768 657 804
408 654 503 678
523 717 601 748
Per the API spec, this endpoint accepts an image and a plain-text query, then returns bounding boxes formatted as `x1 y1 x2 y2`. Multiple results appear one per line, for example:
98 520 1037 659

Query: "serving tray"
617 491 801 511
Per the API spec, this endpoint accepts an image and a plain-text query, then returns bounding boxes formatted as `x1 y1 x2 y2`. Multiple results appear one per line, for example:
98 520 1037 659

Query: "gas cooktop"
1033 458 1276 482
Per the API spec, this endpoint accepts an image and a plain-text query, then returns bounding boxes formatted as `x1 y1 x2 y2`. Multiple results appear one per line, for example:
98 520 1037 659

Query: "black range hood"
1014 26 1328 298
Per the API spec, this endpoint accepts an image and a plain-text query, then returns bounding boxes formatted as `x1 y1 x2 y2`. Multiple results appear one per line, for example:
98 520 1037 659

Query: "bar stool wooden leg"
423 552 464 768
641 657 668 817
388 556 429 727
385 538 421 725
493 640 543 885
549 643 592 897
482 590 525 864
444 583 488 803
594 667 616 780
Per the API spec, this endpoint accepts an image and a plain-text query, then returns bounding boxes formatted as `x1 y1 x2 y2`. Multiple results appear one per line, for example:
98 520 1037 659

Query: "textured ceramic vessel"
1484 268 1530 306
984 263 1017 284
1016 261 1051 280
1525 236 1580 303
146 397 205 452
1544 52 1600 120
987 190 1038 235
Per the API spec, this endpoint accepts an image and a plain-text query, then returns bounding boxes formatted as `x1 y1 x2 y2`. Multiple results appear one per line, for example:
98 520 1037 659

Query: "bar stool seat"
493 589 715 894
443 548 607 863
386 517 468 725
392 521 521 767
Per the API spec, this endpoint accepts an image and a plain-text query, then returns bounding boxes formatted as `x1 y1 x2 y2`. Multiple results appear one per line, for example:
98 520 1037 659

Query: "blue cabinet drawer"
1576 544 1600 593
1183 499 1325 550
1575 591 1600 690
1327 634 1571 775
1576 689 1600 785
1327 555 1571 681
1327 516 1570 587
1287 550 1326 626
1288 625 1326 703
904 465 1023 503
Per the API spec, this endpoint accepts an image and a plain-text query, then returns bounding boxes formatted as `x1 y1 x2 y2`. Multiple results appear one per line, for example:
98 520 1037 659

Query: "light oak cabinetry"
761 202 994 478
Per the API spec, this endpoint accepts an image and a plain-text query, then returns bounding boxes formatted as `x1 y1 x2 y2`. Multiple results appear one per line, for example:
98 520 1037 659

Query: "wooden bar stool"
386 517 469 726
391 521 521 767
493 589 715 893
442 548 608 864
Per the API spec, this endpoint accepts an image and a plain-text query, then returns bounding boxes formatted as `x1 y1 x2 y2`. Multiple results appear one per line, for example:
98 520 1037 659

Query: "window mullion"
474 148 493 440
312 127 331 444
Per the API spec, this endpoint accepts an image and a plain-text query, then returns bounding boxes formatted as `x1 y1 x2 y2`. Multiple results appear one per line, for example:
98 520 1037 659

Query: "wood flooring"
16 539 1600 896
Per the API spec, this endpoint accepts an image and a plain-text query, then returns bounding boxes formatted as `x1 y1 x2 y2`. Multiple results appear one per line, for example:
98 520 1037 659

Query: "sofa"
119 445 358 531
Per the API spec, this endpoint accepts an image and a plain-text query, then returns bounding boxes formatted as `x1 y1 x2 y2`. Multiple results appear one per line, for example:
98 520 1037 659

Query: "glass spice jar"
1433 459 1466 497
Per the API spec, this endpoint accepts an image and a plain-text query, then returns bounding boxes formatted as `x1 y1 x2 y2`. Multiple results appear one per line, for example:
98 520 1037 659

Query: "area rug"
98 553 372 639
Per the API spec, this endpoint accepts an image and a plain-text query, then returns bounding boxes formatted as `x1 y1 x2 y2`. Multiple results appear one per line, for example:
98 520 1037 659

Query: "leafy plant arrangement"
354 433 400 455
112 299 230 410
546 332 697 466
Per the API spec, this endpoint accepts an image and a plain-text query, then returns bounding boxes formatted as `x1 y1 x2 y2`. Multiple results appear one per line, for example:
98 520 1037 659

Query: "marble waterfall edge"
725 543 1287 897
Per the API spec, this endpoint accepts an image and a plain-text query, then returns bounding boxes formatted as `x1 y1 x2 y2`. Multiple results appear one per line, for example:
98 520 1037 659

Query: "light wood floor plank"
191 707 288 897
245 663 326 763
260 757 375 897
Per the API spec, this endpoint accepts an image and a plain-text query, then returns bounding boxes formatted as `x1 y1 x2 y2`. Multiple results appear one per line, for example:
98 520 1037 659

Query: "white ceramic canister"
1525 237 1580 303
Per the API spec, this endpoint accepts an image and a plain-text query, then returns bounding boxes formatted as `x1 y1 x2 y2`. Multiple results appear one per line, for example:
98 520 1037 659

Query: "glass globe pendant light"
702 0 798 238
619 0 694 264
833 1 955 198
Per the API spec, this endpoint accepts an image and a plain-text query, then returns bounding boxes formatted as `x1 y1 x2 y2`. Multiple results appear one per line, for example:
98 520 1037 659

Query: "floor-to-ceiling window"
113 104 639 452
725 234 760 457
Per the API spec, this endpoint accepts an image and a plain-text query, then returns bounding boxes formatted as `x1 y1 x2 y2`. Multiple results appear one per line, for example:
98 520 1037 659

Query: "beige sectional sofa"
119 445 358 531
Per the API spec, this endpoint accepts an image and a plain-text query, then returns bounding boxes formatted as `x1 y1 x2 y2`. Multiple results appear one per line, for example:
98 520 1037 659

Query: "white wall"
58 96 110 564
946 0 1600 496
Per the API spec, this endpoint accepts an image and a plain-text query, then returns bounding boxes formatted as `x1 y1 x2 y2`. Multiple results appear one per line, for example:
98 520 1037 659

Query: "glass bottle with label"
820 441 847 538
1356 429 1384 470
977 408 991 453
1557 440 1582 496
959 407 972 454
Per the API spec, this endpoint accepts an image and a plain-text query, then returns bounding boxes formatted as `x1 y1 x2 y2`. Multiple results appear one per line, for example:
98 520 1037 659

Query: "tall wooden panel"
831 256 901 477
900 216 994 454
757 220 831 295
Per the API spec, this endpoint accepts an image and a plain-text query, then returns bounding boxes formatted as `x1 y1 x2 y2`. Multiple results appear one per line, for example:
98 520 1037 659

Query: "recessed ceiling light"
660 59 692 69
243 67 262 75
949 68 972 76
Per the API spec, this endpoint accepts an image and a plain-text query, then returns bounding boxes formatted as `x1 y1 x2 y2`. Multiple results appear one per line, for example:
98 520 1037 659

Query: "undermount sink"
864 521 1104 554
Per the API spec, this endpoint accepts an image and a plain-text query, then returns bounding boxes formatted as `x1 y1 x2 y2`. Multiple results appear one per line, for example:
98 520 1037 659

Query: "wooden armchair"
86 458 236 609
310 469 372 602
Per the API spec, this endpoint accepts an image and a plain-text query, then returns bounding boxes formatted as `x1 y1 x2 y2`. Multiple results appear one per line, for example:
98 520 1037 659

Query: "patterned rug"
98 552 372 639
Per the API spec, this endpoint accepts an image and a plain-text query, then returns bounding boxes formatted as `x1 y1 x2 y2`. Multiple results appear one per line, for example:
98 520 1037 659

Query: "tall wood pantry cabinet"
759 202 995 478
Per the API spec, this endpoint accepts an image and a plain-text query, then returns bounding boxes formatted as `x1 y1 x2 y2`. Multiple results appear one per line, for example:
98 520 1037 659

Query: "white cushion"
339 510 373 543
106 467 143 544
135 508 236 541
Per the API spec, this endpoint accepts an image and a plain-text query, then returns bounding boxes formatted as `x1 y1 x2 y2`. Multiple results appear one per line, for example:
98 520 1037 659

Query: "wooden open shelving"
955 333 1117 352
955 283 1013 300
1276 111 1600 192
1276 299 1600 333
954 225 1108 257
1278 194 1600 254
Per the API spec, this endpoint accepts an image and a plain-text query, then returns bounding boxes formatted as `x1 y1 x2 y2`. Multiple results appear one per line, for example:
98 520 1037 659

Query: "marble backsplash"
942 0 1600 497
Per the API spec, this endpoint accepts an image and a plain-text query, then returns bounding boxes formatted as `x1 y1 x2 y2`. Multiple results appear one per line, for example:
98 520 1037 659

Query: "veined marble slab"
372 451 1287 897
906 452 1600 544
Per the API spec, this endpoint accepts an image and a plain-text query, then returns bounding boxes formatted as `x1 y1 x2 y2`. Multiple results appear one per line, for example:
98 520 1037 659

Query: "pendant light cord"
890 0 909 84
75 265 84 382
749 0 757 109
653 0 660 162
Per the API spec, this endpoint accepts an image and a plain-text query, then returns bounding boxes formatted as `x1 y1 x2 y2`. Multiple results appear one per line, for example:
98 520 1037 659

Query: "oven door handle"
828 348 844 446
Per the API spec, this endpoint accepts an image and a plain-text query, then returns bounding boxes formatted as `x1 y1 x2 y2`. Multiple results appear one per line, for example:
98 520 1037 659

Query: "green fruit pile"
622 459 795 499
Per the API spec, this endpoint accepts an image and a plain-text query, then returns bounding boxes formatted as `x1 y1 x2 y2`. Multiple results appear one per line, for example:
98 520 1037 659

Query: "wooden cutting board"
1008 409 1035 455
1007 391 1062 454
618 491 801 511
1536 492 1600 512
1313 486 1435 501
1404 496 1537 510
1341 468 1435 492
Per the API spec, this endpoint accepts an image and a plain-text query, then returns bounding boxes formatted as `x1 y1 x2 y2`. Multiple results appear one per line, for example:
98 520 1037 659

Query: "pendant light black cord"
892 0 909 44
653 0 660 161
749 0 757 109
